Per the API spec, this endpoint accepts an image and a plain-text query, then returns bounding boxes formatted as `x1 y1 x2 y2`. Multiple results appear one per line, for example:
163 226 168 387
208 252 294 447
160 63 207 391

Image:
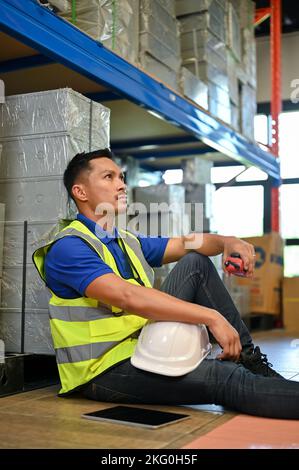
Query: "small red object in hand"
224 252 247 277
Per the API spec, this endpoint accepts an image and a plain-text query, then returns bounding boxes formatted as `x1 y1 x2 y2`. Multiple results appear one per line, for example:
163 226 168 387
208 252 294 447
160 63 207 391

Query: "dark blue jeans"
82 253 299 419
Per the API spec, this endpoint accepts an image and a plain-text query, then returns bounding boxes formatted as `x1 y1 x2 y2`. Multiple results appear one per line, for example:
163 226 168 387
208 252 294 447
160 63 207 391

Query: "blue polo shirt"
44 214 169 299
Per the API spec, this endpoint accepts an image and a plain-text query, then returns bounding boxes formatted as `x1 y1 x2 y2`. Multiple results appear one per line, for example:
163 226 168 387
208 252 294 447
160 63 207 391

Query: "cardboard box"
283 277 299 332
236 233 284 315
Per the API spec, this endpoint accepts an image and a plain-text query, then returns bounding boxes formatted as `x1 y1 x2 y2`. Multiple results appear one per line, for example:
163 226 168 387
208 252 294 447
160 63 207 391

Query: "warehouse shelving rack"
0 0 282 394
0 0 280 182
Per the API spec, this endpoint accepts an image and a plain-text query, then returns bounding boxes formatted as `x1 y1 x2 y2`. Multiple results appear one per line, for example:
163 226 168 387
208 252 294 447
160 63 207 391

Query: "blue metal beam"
111 135 199 150
118 147 217 159
0 0 280 182
139 160 246 172
213 161 244 167
0 54 54 72
138 163 163 172
86 91 122 102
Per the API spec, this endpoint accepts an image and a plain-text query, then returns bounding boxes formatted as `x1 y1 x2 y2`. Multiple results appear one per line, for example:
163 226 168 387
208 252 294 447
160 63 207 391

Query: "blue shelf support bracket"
0 0 280 182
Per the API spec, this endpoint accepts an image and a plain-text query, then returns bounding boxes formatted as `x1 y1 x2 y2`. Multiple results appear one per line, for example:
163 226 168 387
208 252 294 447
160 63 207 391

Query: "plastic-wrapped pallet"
0 203 4 279
183 183 215 219
184 60 229 91
156 0 176 17
0 220 63 354
0 88 110 143
59 0 140 65
2 221 61 269
47 0 70 12
131 209 190 238
0 133 99 180
231 102 240 132
1 264 50 310
0 176 77 222
182 61 231 124
208 82 230 107
0 80 4 104
207 78 231 124
134 184 185 209
177 2 232 124
133 184 186 238
177 3 226 44
209 98 231 124
227 1 241 62
179 67 208 109
208 76 231 125
227 52 239 106
242 28 257 89
1 221 61 311
124 156 141 189
139 33 181 73
229 0 256 87
183 158 212 184
139 0 181 90
241 83 256 141
179 18 227 71
234 0 255 29
140 0 180 56
0 310 54 354
227 48 241 132
140 17 180 59
0 88 110 352
0 88 110 221
176 0 227 20
179 18 229 91
139 54 179 91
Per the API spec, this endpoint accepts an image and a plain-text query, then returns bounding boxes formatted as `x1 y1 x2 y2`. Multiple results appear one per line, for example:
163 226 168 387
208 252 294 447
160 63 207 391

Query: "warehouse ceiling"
254 0 299 36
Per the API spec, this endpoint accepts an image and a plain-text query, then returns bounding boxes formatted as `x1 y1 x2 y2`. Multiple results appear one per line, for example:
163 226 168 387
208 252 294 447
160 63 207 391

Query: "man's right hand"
208 312 242 362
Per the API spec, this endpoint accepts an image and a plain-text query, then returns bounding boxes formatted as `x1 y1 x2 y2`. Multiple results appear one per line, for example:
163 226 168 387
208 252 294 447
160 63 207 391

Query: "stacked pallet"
0 88 110 354
139 0 181 91
176 0 257 138
60 0 140 64
56 1 257 136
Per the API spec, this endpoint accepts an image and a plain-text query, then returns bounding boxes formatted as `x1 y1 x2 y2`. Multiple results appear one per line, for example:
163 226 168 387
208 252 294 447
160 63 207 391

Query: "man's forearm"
124 283 218 327
185 232 228 256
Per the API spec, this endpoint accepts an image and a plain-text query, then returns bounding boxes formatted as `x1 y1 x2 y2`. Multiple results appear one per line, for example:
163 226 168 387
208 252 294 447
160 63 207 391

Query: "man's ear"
72 183 88 202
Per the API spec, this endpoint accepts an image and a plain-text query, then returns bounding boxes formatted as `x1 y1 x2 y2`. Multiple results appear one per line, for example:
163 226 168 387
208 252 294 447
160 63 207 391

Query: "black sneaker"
239 346 284 378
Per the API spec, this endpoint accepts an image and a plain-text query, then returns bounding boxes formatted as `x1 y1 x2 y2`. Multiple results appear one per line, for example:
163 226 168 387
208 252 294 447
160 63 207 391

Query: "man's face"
74 157 127 215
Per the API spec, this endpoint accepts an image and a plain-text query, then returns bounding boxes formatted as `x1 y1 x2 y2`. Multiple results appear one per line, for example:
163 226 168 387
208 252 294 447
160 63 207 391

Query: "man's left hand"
223 236 255 278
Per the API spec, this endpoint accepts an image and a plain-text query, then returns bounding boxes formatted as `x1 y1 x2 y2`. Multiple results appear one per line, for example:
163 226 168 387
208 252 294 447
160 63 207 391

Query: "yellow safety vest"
33 219 154 395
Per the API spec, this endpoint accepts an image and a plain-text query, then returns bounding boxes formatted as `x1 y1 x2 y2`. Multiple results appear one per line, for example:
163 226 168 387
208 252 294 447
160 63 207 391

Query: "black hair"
63 148 114 201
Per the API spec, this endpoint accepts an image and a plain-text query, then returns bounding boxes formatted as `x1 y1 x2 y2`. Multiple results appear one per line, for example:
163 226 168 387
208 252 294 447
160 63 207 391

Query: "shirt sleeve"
138 235 169 268
44 236 113 297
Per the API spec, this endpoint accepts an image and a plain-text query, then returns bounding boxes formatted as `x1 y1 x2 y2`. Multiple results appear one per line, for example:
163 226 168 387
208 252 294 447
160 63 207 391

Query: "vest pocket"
89 317 121 339
111 305 124 316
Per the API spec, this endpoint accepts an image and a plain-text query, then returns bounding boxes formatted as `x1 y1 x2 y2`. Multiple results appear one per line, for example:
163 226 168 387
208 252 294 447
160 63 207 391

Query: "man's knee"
180 251 211 269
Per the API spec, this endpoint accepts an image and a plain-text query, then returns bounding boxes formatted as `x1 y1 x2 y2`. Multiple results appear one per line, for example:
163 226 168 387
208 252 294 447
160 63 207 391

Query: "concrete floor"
0 329 298 449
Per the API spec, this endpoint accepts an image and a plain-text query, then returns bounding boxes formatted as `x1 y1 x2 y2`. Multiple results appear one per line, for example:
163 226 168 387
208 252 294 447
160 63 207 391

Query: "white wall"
256 32 299 103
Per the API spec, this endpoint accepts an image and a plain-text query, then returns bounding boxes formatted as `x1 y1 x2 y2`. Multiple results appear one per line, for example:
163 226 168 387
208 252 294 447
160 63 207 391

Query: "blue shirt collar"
77 213 117 244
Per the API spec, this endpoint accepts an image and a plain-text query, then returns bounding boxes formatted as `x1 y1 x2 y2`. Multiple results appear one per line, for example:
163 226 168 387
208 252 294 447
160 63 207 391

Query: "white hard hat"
131 322 212 376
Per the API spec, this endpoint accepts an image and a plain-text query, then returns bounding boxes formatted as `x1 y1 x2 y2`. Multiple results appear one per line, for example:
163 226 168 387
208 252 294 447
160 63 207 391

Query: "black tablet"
81 405 190 429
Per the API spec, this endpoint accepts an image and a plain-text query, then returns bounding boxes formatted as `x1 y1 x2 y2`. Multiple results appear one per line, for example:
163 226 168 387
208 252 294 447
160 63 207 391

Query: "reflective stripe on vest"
33 219 154 394
56 341 117 364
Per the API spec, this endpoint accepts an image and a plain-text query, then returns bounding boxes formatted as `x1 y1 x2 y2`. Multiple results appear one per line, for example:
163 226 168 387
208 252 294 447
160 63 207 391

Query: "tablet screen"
82 405 190 429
